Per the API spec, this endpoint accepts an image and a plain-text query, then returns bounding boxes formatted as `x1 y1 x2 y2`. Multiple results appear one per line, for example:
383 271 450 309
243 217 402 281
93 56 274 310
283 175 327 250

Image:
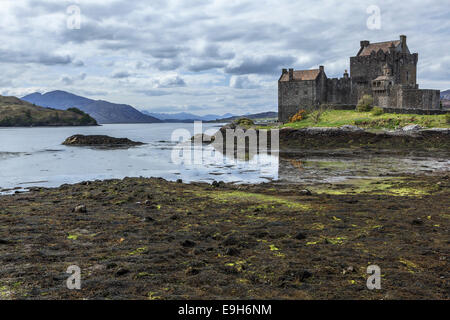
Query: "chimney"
319 66 324 73
343 69 349 79
282 68 287 74
289 68 294 81
400 35 407 53
360 40 370 48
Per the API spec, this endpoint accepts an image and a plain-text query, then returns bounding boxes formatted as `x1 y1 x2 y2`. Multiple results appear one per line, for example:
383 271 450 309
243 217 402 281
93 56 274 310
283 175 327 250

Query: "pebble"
181 240 196 248
73 205 87 213
294 232 307 240
115 268 130 276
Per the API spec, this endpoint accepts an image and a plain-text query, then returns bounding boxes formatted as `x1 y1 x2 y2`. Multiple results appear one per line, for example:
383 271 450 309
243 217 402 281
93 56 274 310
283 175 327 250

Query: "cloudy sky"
0 0 449 115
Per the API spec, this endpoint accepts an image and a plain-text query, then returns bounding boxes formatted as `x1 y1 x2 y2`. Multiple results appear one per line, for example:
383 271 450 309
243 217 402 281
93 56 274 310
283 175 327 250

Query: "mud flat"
0 172 448 299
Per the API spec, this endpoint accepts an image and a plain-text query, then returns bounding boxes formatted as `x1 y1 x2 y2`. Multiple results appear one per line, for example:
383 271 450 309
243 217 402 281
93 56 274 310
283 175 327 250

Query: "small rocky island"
62 134 145 147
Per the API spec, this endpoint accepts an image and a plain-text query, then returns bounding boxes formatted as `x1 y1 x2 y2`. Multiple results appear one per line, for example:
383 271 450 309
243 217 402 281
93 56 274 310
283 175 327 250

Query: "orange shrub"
289 109 307 123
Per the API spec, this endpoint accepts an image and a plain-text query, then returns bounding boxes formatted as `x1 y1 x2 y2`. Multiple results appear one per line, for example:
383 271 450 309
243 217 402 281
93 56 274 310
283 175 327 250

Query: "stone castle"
278 35 441 122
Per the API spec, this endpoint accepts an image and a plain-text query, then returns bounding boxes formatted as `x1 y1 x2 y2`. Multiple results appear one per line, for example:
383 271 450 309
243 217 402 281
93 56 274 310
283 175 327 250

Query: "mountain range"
22 90 278 124
441 89 450 100
143 111 237 121
22 91 161 124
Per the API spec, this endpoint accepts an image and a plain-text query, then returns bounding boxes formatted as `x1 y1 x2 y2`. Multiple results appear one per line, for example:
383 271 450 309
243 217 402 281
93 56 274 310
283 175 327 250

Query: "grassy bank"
282 110 449 130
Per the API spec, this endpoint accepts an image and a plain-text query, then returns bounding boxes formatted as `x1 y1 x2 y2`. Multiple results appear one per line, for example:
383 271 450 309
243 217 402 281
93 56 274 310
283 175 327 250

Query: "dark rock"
181 240 196 248
176 179 183 184
142 216 154 222
185 267 200 276
223 236 238 246
62 134 144 147
225 247 241 256
281 270 312 282
412 218 424 226
294 232 307 240
299 189 312 196
115 268 130 277
212 180 225 188
0 239 11 245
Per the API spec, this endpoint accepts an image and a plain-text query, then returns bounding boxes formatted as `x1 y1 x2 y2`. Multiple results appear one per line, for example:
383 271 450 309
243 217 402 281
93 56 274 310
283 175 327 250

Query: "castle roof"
358 40 401 56
279 69 320 81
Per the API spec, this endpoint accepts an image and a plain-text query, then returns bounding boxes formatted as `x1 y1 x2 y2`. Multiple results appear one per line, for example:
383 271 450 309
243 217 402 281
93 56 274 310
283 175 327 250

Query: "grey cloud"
138 89 172 97
154 59 182 71
112 71 132 79
188 60 227 72
154 75 186 88
61 75 74 85
229 76 261 89
225 55 297 75
0 49 74 66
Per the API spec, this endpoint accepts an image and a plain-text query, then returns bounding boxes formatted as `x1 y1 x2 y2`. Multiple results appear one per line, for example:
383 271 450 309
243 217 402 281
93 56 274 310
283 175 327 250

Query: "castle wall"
350 51 418 86
278 80 317 122
398 88 441 110
325 77 352 105
350 53 388 85
373 86 441 110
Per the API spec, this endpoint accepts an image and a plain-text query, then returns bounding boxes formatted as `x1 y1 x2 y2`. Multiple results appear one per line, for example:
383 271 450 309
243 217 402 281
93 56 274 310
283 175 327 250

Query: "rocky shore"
0 173 448 299
206 122 450 153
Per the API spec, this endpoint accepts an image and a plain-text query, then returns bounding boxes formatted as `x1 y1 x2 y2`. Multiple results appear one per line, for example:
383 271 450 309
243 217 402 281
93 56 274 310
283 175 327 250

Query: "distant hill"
22 90 161 124
441 89 450 100
209 111 278 123
143 111 236 121
0 95 97 127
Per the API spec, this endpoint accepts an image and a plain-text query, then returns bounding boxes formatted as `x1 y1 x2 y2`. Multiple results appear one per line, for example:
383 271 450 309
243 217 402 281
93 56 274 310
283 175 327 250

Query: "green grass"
282 110 448 130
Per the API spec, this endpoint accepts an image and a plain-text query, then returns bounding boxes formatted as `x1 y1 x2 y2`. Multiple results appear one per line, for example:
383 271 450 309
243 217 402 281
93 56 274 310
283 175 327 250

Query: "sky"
0 0 449 115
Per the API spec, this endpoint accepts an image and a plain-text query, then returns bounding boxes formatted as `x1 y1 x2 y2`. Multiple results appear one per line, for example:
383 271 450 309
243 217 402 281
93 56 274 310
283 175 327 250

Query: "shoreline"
0 172 448 299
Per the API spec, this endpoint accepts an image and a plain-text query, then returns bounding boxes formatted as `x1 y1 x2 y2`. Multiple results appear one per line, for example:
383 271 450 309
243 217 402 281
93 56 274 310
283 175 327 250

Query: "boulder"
190 133 215 144
401 124 422 132
62 134 144 147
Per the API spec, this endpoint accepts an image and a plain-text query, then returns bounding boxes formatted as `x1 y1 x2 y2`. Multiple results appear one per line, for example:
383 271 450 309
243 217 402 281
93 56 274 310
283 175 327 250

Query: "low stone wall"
381 107 447 115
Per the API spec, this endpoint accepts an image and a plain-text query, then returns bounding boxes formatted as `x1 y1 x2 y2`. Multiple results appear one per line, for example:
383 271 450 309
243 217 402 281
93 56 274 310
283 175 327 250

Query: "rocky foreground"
0 174 448 299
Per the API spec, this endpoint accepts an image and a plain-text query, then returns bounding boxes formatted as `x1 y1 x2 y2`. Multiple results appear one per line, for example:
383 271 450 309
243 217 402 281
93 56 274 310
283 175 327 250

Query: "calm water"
0 123 449 193
0 123 278 192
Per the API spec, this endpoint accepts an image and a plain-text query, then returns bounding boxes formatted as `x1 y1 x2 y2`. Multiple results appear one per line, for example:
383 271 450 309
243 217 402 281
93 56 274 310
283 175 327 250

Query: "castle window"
406 71 409 82
304 90 308 95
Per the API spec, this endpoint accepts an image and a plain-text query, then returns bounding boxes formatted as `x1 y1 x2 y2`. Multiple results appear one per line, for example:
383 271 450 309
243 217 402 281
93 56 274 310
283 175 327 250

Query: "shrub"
308 104 328 124
371 106 384 116
289 109 307 123
235 117 254 126
356 95 374 112
445 113 450 124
